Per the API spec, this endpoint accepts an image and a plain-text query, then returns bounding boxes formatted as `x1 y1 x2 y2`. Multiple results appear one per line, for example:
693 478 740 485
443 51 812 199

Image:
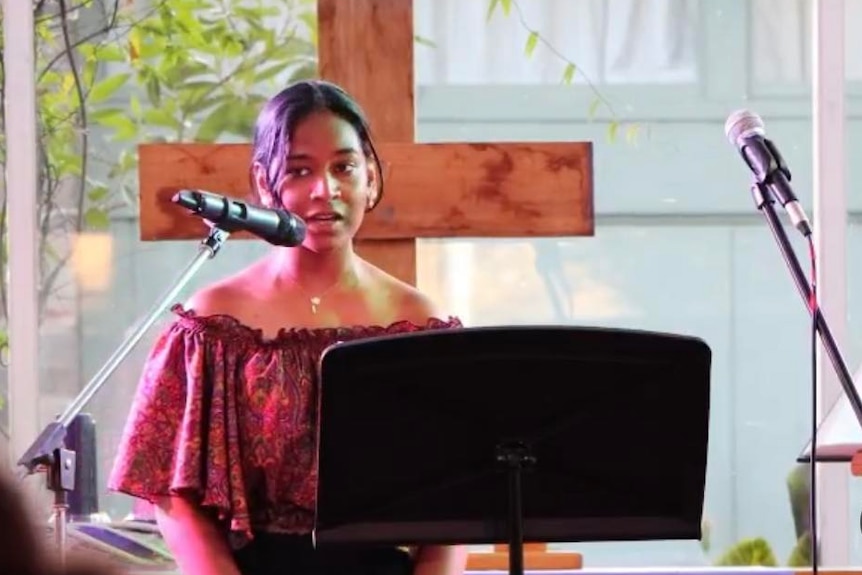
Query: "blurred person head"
0 469 125 575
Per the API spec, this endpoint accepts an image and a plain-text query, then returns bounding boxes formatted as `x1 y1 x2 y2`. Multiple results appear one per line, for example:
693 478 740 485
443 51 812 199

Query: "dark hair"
251 79 385 210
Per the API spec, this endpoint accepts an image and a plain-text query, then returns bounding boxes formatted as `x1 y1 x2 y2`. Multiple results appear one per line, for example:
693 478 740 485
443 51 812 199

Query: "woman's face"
256 110 378 253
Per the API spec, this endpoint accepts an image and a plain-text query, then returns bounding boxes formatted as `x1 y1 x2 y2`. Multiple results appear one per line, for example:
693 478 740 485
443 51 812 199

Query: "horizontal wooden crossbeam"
138 141 594 242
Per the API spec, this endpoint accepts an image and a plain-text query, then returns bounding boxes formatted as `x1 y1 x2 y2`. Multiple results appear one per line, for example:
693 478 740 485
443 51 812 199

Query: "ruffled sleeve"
107 315 252 538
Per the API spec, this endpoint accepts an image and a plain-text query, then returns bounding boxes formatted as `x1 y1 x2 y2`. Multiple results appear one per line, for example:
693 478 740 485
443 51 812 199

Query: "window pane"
414 0 812 567
415 0 699 86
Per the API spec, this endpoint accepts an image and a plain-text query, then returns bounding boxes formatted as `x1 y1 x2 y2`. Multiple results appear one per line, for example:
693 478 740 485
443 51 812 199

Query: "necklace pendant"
310 296 321 314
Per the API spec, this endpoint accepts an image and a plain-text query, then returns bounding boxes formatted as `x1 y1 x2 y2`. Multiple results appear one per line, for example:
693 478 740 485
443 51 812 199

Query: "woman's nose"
310 174 340 199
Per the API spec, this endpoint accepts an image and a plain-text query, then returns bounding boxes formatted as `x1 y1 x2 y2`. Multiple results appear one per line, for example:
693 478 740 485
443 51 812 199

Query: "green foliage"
486 0 514 21
0 0 317 435
703 466 817 568
787 532 812 567
90 0 316 180
414 34 436 48
486 0 642 144
785 465 813 567
715 537 778 567
786 463 811 538
27 0 316 248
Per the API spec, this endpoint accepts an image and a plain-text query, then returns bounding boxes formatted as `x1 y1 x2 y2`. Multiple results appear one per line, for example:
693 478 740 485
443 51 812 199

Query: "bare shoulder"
395 281 443 324
362 261 451 325
183 273 254 318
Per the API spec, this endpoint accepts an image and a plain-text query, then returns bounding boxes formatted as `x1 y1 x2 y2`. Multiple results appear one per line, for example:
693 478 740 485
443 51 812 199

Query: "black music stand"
313 326 711 575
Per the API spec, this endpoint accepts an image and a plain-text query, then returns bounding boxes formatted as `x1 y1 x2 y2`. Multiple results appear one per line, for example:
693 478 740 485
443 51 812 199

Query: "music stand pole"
497 441 535 575
15 226 230 563
749 182 862 434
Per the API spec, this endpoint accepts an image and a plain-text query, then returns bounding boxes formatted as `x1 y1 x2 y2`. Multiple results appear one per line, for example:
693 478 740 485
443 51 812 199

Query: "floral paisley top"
108 305 462 548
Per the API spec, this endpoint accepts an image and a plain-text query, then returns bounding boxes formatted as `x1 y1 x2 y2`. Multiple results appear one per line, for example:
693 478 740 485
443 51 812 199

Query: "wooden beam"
467 544 582 571
317 0 414 143
137 142 593 242
318 0 417 283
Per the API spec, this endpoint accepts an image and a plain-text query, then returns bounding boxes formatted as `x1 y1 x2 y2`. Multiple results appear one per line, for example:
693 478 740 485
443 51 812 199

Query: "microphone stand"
15 226 231 564
750 182 862 434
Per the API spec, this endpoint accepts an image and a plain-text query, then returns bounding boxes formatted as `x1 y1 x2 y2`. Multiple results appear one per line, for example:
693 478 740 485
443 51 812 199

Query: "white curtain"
413 0 699 86
752 0 862 85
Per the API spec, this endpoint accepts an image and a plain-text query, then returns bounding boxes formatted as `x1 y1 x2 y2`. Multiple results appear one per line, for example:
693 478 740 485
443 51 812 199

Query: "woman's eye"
286 166 311 178
335 162 356 174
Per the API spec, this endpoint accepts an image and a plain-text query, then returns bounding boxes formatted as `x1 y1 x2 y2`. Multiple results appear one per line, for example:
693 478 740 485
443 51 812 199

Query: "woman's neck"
266 244 360 293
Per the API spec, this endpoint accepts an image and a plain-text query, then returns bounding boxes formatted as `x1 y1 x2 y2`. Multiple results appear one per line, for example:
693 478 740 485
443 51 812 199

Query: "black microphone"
725 109 812 237
172 189 306 247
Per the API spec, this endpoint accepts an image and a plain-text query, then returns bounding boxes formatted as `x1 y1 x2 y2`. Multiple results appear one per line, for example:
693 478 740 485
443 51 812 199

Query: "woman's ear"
251 161 277 208
365 161 380 210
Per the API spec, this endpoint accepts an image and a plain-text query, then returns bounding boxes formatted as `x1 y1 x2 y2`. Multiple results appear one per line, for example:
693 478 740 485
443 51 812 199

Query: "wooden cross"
136 1 591 566
138 0 593 286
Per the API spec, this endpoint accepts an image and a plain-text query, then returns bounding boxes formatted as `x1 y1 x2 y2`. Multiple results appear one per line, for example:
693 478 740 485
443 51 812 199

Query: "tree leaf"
83 43 125 63
87 185 109 202
414 34 436 48
194 102 233 142
562 63 576 84
254 63 293 83
61 73 75 95
98 113 139 141
142 107 180 129
524 31 539 57
486 0 501 21
128 29 141 61
83 207 111 231
607 121 619 143
289 62 319 82
145 75 162 107
588 98 602 120
88 107 127 123
625 123 642 145
130 94 142 118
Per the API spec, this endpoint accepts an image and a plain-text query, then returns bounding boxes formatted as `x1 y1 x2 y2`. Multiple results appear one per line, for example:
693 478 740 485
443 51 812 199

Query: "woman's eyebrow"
286 147 360 160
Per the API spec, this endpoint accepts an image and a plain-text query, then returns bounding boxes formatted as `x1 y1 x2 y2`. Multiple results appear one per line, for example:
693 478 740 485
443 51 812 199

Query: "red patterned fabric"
108 305 462 545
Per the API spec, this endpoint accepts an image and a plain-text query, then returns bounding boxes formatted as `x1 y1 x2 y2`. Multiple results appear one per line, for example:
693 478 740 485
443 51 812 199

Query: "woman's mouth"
308 213 341 221
305 212 344 230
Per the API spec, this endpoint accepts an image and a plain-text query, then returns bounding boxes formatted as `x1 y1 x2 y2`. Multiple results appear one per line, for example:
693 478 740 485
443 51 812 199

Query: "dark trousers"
233 533 414 575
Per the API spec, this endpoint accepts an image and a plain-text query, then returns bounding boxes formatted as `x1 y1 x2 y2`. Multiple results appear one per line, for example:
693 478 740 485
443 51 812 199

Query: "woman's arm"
154 495 243 575
413 545 469 575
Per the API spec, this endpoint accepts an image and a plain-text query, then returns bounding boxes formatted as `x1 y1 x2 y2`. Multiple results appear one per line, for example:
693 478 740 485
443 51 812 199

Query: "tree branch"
57 0 90 232
507 0 618 119
37 0 166 84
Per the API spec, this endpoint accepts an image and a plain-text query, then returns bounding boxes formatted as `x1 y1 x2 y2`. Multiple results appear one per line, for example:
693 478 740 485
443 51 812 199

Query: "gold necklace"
292 273 358 315
309 296 322 315
301 283 338 315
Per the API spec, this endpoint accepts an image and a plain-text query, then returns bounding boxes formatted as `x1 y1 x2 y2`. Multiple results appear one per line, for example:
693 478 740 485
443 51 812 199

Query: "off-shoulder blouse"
108 305 462 546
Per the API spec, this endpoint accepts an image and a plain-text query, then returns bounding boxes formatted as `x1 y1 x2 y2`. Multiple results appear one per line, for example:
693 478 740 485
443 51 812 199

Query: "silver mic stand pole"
15 226 230 563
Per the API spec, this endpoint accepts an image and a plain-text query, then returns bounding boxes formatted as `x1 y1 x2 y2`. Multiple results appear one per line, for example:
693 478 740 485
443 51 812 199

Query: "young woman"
109 80 468 575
